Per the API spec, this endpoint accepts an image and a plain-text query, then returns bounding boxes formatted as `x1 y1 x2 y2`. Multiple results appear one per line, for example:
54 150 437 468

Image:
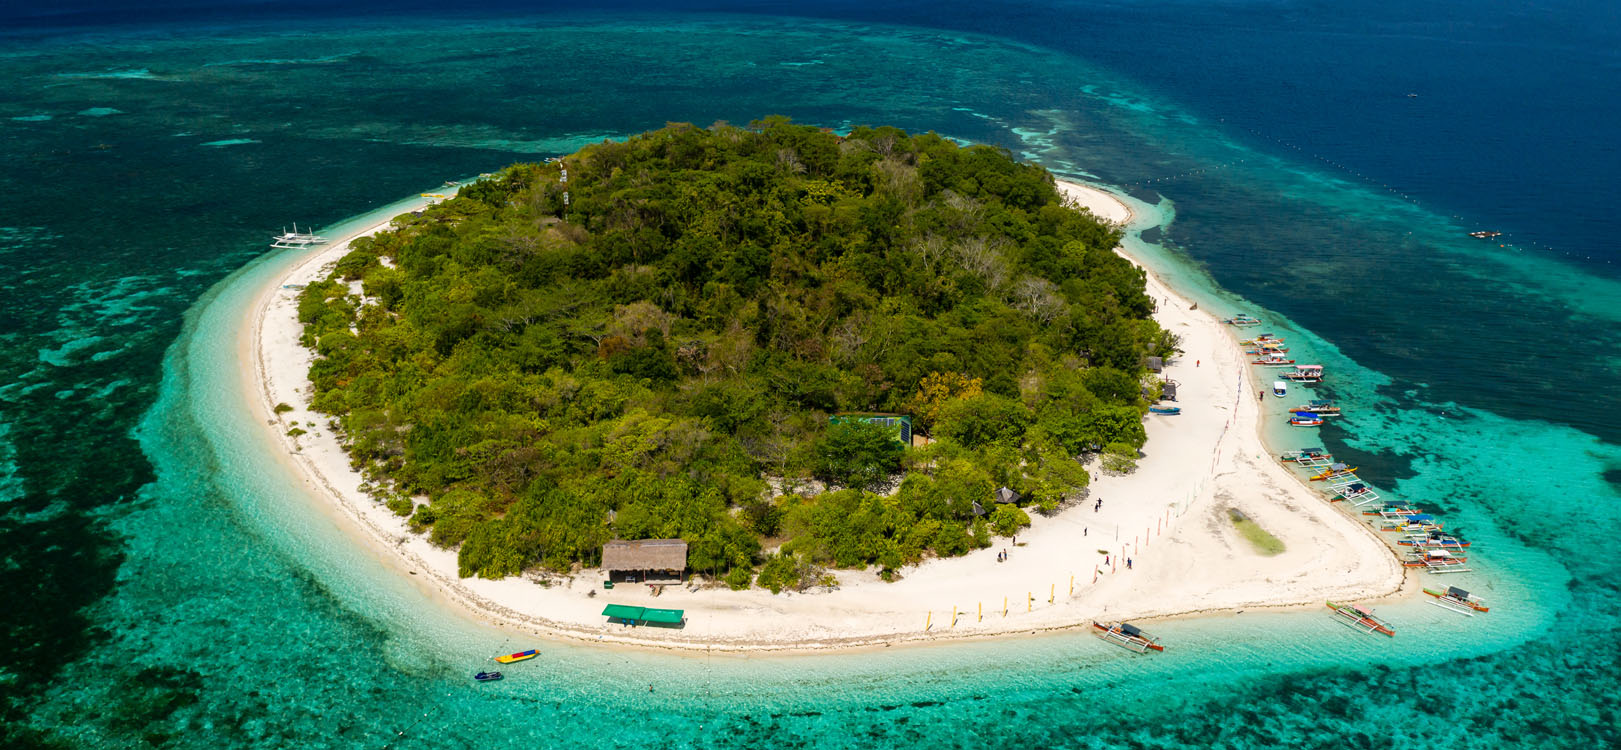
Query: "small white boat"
1272 381 1288 397
270 223 329 249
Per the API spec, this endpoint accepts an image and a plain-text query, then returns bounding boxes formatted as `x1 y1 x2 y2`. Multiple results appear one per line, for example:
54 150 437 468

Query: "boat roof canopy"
601 604 685 625
1448 586 1470 598
1330 462 1348 470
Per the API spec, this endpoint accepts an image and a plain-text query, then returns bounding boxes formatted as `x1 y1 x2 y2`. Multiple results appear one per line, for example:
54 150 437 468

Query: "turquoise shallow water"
1 8 1618 748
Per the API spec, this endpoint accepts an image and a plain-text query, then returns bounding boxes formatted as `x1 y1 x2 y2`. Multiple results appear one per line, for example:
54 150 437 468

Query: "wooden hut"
602 539 688 583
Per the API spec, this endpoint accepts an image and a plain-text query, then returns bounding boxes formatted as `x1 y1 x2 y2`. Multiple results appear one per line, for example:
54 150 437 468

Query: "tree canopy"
297 119 1170 589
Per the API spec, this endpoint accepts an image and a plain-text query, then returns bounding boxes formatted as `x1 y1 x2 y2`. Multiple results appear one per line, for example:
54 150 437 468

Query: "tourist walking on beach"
1127 558 1133 570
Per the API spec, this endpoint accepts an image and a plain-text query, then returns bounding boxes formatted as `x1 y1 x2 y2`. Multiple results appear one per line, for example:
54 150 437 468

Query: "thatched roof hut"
602 539 688 574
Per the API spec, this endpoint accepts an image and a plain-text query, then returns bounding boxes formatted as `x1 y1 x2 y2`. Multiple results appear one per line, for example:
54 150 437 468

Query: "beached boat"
1252 355 1296 366
494 649 539 664
1333 482 1377 503
1310 463 1358 481
1281 448 1330 463
1327 601 1395 637
1281 364 1324 383
1092 621 1164 653
1241 334 1284 346
1365 504 1423 517
1289 412 1324 427
1424 586 1489 614
1397 532 1471 549
1405 549 1471 573
1377 513 1442 533
1272 381 1288 397
1290 400 1341 416
1148 406 1182 415
474 671 504 682
1223 314 1262 327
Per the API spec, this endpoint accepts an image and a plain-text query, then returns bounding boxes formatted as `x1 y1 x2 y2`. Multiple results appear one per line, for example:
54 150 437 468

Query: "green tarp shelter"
601 604 685 626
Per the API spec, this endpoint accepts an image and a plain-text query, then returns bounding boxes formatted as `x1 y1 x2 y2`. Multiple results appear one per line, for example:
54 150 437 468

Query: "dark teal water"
1 5 1617 748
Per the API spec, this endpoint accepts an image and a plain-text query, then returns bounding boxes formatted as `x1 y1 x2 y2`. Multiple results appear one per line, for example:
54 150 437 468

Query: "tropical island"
249 120 1401 649
294 120 1172 589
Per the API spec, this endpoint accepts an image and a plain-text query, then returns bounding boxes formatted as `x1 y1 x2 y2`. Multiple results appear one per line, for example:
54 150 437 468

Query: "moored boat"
1364 503 1423 516
1290 400 1341 416
1403 549 1470 572
1310 463 1357 481
1397 531 1470 549
1468 230 1502 239
1377 514 1442 533
1289 412 1324 427
1252 354 1296 366
1092 621 1165 653
474 671 504 682
494 649 539 664
1281 448 1331 463
1223 314 1262 327
1272 380 1288 397
1281 364 1324 383
1327 601 1395 637
1424 586 1489 614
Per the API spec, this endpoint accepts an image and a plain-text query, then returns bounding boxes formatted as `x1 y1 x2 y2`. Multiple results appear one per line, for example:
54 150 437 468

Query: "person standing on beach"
1127 558 1133 570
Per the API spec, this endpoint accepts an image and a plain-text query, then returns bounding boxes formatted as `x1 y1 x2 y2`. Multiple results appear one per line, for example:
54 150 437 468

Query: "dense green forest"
296 119 1173 591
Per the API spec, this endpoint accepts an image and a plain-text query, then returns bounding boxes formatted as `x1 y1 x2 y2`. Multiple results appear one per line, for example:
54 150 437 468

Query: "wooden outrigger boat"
1377 513 1442 533
1364 503 1423 517
1223 314 1262 327
1289 412 1325 427
1281 448 1331 463
1310 463 1358 481
1424 586 1489 614
1406 550 1471 573
1148 406 1182 415
1397 532 1470 550
1403 549 1469 571
494 649 539 664
1468 230 1502 239
1092 621 1165 653
1333 482 1381 507
1281 364 1324 383
1252 354 1296 366
1327 601 1395 637
1240 334 1285 347
1290 400 1341 417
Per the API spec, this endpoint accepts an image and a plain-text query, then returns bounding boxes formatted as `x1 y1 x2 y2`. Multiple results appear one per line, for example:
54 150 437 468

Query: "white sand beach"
242 180 1405 652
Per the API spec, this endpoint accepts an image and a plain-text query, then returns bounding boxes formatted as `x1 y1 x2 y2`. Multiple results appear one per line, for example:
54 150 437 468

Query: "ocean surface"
1 2 1617 747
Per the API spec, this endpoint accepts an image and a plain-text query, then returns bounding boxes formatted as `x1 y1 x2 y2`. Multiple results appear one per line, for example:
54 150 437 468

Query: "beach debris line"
1092 621 1165 652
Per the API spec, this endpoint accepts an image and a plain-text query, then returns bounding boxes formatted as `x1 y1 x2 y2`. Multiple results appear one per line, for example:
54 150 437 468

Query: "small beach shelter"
1162 380 1178 402
602 539 688 583
995 487 1021 504
1145 356 1164 373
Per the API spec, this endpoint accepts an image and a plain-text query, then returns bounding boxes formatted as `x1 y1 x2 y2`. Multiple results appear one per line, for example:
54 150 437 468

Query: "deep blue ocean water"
1 2 1617 747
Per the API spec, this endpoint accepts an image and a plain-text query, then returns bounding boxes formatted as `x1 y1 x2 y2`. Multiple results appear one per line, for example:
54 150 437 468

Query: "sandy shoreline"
242 179 1405 653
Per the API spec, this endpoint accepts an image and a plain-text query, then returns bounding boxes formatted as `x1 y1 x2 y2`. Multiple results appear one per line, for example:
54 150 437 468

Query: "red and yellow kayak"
494 649 539 664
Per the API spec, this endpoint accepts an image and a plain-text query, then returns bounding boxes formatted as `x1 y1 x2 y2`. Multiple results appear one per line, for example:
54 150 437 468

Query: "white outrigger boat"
1092 622 1165 653
270 223 329 249
1424 586 1489 615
